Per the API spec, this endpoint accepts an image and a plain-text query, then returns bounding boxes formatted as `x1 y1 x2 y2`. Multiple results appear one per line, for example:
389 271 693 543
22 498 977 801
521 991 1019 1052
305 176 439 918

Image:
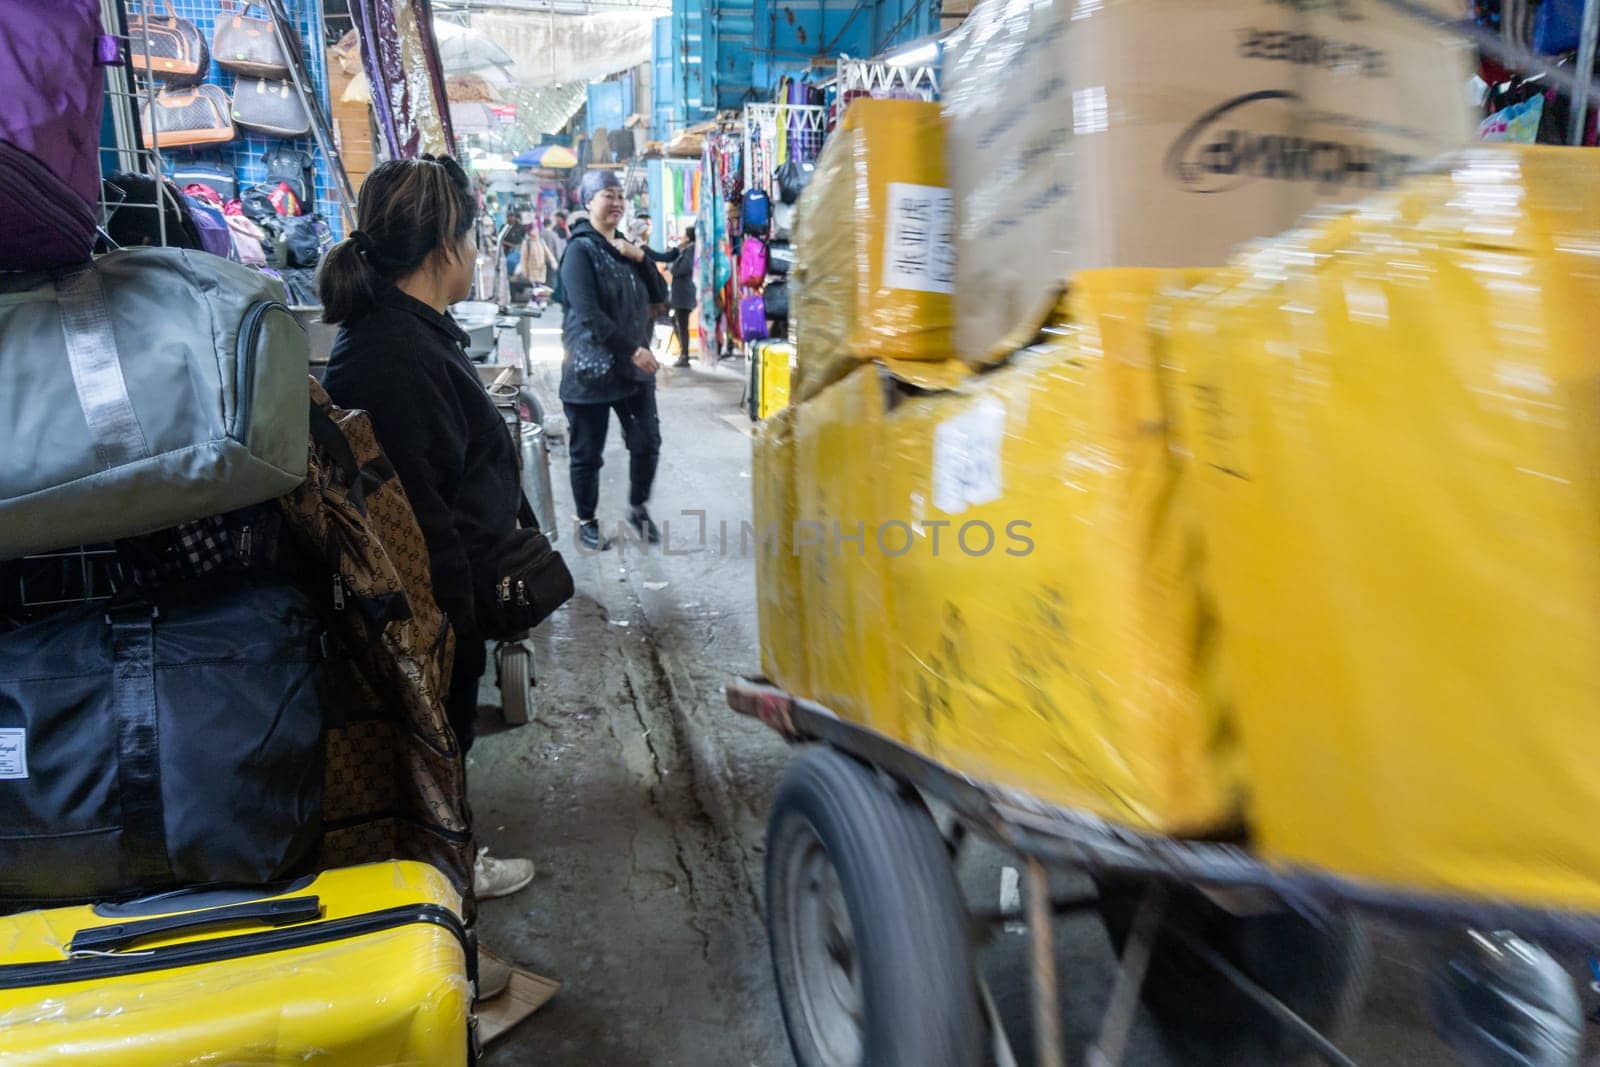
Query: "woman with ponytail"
319 156 537 907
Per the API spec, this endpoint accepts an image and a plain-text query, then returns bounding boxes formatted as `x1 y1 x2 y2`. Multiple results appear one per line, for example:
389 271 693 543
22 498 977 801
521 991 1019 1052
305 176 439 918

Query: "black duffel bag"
0 577 326 905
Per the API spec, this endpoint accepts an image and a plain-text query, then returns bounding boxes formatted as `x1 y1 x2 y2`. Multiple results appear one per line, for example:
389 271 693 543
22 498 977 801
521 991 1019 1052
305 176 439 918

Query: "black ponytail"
317 156 477 325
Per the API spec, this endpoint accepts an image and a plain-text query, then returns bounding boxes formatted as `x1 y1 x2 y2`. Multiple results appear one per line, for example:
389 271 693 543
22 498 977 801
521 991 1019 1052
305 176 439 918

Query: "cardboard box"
942 0 1474 365
751 407 808 694
1170 146 1600 909
793 100 954 401
880 270 1239 833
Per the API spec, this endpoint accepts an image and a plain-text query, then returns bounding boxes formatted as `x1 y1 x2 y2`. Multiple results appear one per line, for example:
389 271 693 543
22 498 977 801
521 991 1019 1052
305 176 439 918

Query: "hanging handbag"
140 85 236 149
232 76 311 139
127 1 209 86
477 498 574 641
212 2 291 78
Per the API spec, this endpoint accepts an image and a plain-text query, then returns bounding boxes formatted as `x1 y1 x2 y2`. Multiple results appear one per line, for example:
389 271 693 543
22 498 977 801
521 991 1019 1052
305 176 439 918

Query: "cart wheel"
496 641 533 725
1097 878 1370 1064
766 747 981 1067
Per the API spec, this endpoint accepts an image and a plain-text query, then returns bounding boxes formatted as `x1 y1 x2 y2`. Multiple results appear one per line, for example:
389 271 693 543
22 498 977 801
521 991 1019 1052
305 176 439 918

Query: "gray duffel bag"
0 248 309 560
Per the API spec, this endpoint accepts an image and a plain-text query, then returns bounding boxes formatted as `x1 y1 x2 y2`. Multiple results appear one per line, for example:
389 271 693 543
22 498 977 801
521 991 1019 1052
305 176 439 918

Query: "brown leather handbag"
127 1 209 86
232 76 311 139
211 3 290 79
140 84 236 149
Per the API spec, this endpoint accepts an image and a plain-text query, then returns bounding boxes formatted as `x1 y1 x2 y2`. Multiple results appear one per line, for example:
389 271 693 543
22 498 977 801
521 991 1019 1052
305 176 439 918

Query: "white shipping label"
0 728 27 780
931 397 1006 515
882 182 954 294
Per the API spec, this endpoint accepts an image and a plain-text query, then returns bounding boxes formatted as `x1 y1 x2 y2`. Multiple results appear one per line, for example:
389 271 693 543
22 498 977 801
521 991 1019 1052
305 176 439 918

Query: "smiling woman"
557 167 671 551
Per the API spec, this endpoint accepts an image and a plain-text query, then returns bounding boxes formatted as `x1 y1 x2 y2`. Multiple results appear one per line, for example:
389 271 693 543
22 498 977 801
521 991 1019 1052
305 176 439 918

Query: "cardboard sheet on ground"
476 948 560 1047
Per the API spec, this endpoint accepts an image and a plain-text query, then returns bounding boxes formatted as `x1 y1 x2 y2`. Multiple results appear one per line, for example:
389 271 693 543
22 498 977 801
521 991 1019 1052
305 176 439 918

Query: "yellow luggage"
0 861 473 1065
1170 146 1600 909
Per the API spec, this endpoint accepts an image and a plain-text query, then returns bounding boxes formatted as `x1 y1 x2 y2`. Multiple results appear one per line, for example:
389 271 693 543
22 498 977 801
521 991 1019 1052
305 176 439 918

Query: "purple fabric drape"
350 0 456 159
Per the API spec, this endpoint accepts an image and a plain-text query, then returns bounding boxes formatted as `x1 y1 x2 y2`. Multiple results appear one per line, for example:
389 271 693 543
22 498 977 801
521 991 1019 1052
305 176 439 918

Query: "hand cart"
726 676 1599 1067
486 367 559 726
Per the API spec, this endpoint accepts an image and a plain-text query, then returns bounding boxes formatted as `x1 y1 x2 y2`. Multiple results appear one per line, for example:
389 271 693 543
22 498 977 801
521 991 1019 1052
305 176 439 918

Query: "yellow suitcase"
0 861 473 1066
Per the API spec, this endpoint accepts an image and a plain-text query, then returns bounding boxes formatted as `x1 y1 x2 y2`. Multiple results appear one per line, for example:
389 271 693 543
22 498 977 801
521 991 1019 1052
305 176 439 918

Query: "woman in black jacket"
317 156 535 905
559 169 665 550
668 226 696 368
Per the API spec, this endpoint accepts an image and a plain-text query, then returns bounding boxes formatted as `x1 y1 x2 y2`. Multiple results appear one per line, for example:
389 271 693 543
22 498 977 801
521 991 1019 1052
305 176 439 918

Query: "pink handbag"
738 237 767 287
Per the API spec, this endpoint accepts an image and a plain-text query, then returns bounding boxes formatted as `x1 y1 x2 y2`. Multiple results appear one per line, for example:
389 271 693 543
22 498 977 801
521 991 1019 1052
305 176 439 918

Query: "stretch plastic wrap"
880 270 1238 833
793 99 953 402
793 365 901 735
0 862 470 1066
752 407 807 695
1170 146 1600 909
941 0 1473 366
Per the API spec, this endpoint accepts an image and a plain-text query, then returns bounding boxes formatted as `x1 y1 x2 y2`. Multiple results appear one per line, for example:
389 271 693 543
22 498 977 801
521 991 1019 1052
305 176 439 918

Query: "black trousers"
565 386 661 521
672 307 692 359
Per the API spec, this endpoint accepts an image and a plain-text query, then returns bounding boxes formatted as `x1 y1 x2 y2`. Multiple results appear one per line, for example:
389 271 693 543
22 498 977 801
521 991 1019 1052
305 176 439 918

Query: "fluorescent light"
882 40 938 67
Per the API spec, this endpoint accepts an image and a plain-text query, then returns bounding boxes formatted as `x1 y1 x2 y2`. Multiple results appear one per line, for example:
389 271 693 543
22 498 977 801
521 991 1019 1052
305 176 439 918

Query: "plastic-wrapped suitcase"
0 861 474 1066
747 340 794 421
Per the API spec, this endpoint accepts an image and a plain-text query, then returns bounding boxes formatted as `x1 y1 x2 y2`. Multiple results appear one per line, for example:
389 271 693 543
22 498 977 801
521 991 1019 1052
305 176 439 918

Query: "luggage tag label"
932 397 1006 515
0 728 27 779
883 182 954 295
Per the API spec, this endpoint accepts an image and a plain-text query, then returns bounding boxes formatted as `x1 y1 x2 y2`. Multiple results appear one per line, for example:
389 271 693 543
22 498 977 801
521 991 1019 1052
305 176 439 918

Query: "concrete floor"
468 314 1581 1065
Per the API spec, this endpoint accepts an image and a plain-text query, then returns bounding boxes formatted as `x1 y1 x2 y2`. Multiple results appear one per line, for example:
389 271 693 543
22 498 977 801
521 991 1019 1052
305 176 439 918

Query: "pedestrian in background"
543 210 569 264
558 170 665 551
669 225 696 367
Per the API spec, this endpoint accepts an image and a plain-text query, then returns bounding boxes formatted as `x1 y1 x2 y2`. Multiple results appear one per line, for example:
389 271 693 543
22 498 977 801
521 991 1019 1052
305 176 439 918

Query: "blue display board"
133 0 344 235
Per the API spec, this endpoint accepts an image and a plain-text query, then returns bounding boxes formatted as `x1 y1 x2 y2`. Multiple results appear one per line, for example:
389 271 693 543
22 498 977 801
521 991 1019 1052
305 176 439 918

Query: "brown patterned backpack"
278 379 474 909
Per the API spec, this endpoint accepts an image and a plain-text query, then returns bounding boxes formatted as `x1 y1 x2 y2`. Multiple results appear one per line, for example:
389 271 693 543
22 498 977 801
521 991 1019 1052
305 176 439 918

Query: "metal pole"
1026 859 1065 1067
1569 0 1600 145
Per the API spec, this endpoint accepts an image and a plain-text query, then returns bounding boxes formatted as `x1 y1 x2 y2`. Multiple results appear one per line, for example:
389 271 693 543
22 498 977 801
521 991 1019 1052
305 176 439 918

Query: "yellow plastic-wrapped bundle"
793 365 902 736
880 270 1239 833
751 407 807 695
793 99 953 402
1170 146 1600 909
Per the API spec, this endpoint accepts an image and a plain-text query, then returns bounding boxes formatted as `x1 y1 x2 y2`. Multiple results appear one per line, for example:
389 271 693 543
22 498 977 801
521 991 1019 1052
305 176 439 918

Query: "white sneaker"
473 847 536 901
476 947 513 1002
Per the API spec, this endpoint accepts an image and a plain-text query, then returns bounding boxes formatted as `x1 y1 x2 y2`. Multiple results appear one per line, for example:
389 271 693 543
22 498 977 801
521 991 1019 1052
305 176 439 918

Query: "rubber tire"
496 642 532 725
766 747 982 1067
1097 877 1371 1066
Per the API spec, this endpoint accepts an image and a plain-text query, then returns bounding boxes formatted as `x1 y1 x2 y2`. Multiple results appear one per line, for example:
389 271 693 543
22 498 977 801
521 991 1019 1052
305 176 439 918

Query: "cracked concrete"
464 318 1589 1066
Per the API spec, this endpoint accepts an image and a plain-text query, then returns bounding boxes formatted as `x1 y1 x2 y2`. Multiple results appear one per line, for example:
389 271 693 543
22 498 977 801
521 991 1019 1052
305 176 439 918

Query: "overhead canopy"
465 12 653 89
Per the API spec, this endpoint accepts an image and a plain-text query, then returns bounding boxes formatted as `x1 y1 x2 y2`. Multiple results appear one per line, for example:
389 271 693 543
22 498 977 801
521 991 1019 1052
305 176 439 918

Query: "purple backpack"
0 0 118 271
739 293 768 341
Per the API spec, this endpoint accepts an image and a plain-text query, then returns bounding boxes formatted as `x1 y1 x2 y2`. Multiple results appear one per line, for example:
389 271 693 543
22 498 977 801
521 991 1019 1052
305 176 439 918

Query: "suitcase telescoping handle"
67 895 323 954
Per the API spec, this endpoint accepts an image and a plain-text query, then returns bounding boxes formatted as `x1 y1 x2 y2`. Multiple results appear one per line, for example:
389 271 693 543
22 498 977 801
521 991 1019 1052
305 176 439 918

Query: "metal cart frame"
727 676 1600 1067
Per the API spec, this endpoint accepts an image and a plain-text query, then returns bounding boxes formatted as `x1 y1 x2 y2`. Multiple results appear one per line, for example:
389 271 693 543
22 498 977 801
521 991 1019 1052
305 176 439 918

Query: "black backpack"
263 146 315 207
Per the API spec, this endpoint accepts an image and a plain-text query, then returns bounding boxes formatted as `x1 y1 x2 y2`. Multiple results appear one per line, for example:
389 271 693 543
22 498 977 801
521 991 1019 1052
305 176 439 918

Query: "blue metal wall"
666 0 939 129
652 17 675 139
670 0 716 128
586 80 633 136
